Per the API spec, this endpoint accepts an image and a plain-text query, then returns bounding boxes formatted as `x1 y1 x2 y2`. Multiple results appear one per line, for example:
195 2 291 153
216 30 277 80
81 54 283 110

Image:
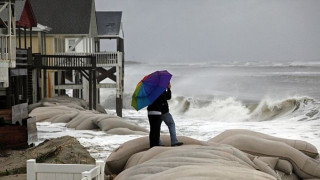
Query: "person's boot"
171 142 183 146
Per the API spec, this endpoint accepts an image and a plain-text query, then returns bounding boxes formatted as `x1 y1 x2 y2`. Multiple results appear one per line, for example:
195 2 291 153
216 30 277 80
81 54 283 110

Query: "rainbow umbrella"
131 70 172 111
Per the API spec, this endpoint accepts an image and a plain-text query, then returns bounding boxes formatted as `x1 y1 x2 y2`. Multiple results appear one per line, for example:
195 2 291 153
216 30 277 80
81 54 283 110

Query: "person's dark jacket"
147 88 171 114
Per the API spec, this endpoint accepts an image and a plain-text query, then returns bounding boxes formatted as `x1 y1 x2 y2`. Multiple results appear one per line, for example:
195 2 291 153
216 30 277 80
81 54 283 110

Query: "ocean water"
36 60 320 161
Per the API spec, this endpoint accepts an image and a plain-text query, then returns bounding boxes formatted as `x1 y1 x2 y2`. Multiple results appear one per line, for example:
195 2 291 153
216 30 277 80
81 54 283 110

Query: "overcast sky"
95 0 320 63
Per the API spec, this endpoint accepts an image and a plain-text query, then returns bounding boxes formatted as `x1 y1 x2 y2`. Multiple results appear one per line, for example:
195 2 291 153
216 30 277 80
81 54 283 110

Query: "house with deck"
0 0 38 149
29 0 124 116
1 0 125 150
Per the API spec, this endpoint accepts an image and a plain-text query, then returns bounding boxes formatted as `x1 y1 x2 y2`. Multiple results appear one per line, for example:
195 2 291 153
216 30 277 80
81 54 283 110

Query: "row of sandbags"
105 129 320 180
29 96 148 135
28 95 106 113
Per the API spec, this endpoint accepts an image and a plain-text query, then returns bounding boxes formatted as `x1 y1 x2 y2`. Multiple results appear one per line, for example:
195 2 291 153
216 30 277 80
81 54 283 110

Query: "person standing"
160 83 183 146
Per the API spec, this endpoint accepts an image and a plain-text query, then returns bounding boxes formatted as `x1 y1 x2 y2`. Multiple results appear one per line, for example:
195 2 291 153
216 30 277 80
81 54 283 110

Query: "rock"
0 136 95 177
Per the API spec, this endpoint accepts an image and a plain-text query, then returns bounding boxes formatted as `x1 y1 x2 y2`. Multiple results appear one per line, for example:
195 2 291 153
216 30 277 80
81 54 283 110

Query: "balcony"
54 52 122 68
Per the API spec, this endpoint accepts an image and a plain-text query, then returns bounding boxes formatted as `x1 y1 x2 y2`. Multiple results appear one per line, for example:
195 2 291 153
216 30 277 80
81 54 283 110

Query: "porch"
33 51 123 116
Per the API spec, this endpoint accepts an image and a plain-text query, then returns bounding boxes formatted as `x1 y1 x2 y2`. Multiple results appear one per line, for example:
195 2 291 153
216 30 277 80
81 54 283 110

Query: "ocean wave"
169 96 251 122
163 96 320 122
248 96 319 121
101 91 320 122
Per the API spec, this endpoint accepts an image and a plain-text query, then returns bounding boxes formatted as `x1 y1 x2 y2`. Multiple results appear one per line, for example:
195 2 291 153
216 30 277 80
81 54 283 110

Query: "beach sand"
0 174 26 180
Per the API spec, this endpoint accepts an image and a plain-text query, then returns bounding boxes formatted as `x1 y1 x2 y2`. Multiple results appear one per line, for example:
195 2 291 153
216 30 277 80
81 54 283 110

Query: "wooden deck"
55 52 120 67
32 52 124 116
34 54 96 69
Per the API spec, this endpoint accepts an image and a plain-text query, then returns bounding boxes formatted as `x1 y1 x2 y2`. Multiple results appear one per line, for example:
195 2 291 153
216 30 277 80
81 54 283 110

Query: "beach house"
29 0 124 116
0 0 38 149
1 0 125 149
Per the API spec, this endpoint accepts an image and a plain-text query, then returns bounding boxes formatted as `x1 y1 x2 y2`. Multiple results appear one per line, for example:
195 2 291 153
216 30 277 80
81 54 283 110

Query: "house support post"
88 70 92 110
116 38 124 117
73 71 79 98
43 69 47 98
23 73 28 103
57 71 61 96
92 56 97 110
32 69 37 103
116 52 123 117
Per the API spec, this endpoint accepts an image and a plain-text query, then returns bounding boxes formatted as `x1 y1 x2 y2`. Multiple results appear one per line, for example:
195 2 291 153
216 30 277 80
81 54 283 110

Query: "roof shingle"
29 0 93 34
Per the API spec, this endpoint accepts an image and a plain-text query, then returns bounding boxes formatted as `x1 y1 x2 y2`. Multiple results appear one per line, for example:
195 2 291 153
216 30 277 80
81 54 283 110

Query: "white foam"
35 107 320 161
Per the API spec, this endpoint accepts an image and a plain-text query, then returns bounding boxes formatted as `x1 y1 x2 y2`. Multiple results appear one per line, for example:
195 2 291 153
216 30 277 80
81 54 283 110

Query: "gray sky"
95 0 320 63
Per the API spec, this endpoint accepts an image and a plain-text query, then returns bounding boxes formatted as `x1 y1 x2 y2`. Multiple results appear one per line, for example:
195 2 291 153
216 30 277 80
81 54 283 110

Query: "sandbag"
219 134 320 179
116 145 277 180
93 117 148 132
276 171 299 180
30 110 60 122
276 159 293 175
107 128 148 135
253 157 278 178
124 151 145 170
51 112 79 123
72 112 104 130
125 145 256 170
66 112 96 128
209 129 319 158
105 136 208 175
30 105 80 122
75 117 99 130
28 102 43 112
256 156 279 170
125 146 171 169
29 95 106 113
117 165 276 180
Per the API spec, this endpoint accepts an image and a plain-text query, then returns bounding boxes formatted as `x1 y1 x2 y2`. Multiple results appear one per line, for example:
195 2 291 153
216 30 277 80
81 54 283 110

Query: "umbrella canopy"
132 70 172 111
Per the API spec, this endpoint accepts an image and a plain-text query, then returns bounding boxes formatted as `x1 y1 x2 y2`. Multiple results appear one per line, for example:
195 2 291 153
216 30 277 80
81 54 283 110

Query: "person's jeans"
162 112 179 145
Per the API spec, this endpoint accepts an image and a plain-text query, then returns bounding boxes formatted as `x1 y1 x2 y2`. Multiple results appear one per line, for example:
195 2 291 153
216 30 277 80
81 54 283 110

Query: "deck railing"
27 159 105 180
34 54 95 69
55 52 121 67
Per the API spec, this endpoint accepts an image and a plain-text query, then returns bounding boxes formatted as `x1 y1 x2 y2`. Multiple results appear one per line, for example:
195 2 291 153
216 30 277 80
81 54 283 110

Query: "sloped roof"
16 0 37 27
0 0 37 28
96 11 122 36
29 0 93 34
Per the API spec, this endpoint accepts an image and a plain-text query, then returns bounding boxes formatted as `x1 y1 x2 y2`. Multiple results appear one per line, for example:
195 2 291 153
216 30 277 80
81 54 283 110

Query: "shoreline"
1 95 319 179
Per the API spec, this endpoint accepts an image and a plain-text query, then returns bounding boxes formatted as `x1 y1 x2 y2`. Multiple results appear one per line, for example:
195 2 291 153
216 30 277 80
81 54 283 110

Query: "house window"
68 39 76 52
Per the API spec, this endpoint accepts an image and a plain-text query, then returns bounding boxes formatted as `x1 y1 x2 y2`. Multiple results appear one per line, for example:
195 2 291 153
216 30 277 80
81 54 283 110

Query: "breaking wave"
171 95 320 122
101 91 320 122
249 96 319 121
